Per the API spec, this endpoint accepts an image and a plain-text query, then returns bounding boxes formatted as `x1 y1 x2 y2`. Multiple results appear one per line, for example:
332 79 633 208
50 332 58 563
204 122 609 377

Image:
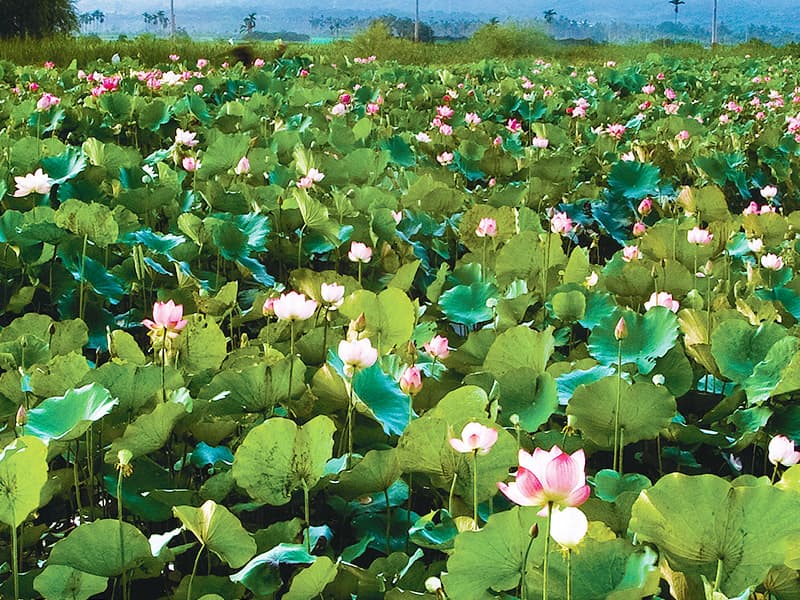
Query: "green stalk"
543 502 553 600
303 484 311 553
187 544 204 600
520 530 535 600
73 440 84 519
566 549 573 600
297 225 305 268
322 309 329 358
79 233 88 321
346 380 355 469
384 488 391 555
481 236 487 282
117 468 127 600
10 509 18 600
288 320 295 403
472 450 479 530
161 327 168 402
87 428 95 521
613 340 623 473
357 262 363 287
542 233 552 299
448 470 458 516
771 462 779 484
713 557 724 594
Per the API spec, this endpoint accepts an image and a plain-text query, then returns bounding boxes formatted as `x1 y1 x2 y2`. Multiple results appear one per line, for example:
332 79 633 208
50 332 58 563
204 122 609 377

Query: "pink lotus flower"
439 123 453 136
366 102 380 115
338 338 378 376
182 157 200 172
747 238 764 253
768 435 800 467
761 185 778 200
638 198 653 215
449 422 498 455
437 152 454 166
719 114 730 124
416 132 432 143
142 300 188 339
644 291 680 313
532 136 549 149
475 217 497 238
632 222 647 237
234 156 250 175
339 93 352 105
296 168 325 189
549 506 588 549
497 446 590 513
193 84 204 93
622 245 641 262
196 58 209 69
272 291 318 321
606 123 626 139
348 241 372 263
253 58 265 67
331 103 347 116
687 227 713 245
437 105 454 119
169 54 180 61
641 84 656 94
506 118 522 133
614 317 628 340
29 82 39 92
175 129 198 147
391 210 403 224
424 335 450 360
761 253 784 271
13 168 51 197
36 92 60 111
664 88 677 100
320 282 345 309
399 365 423 395
676 129 690 141
262 297 277 316
550 212 573 235
464 112 481 126
43 61 55 69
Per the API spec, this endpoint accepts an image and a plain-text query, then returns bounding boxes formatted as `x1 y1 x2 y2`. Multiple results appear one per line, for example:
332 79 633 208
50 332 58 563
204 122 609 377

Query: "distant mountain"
73 0 800 39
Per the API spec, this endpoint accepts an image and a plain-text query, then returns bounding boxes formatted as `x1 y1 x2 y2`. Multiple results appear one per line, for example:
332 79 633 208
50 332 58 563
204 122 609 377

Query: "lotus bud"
425 577 443 594
15 405 27 428
529 523 540 538
352 313 367 333
614 317 628 340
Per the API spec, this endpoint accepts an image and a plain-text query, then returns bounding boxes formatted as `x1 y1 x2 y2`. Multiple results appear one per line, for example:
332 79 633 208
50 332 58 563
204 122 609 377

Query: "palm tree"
543 9 556 24
240 12 257 36
710 0 718 44
668 0 685 25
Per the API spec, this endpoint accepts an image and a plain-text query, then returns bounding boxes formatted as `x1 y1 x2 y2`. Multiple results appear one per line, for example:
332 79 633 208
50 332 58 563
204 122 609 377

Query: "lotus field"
4 49 800 599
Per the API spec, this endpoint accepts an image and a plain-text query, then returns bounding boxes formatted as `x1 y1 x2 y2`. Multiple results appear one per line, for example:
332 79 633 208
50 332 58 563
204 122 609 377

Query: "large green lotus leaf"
48 519 152 578
200 358 305 415
743 336 800 404
439 282 497 328
232 416 335 505
58 248 125 304
41 147 87 185
293 188 341 244
353 362 413 436
28 351 90 398
26 383 117 442
588 308 679 375
550 289 587 322
333 449 402 500
762 566 800 600
602 255 658 299
284 556 338 600
82 362 183 415
98 92 133 122
54 199 118 247
483 326 555 378
677 186 731 223
568 378 676 449
340 288 415 354
525 539 660 600
409 509 460 551
136 98 171 131
497 368 558 432
196 133 250 179
630 473 800 597
33 565 108 600
105 391 191 462
650 344 694 399
230 544 314 596
442 506 545 599
173 500 256 569
175 314 228 374
607 160 661 200
591 469 652 503
0 314 85 358
174 575 243 600
108 330 147 365
0 335 50 371
0 436 48 527
711 319 786 385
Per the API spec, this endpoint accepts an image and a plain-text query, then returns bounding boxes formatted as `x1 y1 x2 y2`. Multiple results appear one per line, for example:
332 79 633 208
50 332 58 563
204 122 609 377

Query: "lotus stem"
357 262 363 287
79 233 88 321
10 510 18 600
288 320 295 403
543 232 552 299
520 527 536 600
613 340 623 473
543 502 553 600
384 488 391 555
713 557 724 594
346 380 355 469
303 483 311 553
448 469 458 516
566 549 573 600
472 450 479 530
117 467 127 600
481 237 487 282
187 544 204 600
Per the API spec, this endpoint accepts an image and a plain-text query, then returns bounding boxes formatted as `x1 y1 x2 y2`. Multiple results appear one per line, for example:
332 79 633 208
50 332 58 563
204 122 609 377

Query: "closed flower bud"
614 317 628 340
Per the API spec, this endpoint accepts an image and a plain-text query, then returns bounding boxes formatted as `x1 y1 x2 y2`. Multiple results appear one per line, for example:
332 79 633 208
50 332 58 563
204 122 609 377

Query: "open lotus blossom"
449 422 498 455
297 167 325 189
338 338 378 376
475 217 497 238
320 283 345 309
550 211 573 234
549 506 589 549
464 112 481 126
142 300 188 339
13 168 51 197
234 156 250 175
348 241 373 263
506 118 522 133
424 335 450 360
196 58 209 69
175 128 199 147
622 245 641 262
768 435 800 467
761 185 779 200
532 136 549 148
497 446 591 513
748 238 764 253
761 253 784 271
399 365 423 395
644 291 680 313
437 152 454 165
687 227 714 245
36 92 60 111
606 123 626 139
182 156 200 172
272 291 317 321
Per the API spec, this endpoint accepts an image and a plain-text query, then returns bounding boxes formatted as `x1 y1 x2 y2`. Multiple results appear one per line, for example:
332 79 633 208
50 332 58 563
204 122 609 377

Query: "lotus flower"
532 136 549 149
622 245 641 262
13 168 51 197
449 422 498 455
687 227 714 245
498 446 590 513
644 291 679 313
761 253 784 271
338 338 378 376
142 300 188 339
761 185 778 200
549 506 588 549
399 365 423 395
234 156 250 175
475 217 497 238
182 157 200 172
348 242 373 263
769 435 800 467
175 128 199 147
320 283 345 309
424 335 449 360
272 291 317 321
550 212 573 234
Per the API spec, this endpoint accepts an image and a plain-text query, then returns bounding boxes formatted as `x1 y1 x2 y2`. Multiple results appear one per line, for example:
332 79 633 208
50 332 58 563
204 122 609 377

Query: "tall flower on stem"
143 300 188 401
498 446 589 600
348 241 373 286
768 434 800 482
449 422 498 529
475 218 497 281
550 507 588 600
338 337 378 467
320 283 345 354
273 292 317 404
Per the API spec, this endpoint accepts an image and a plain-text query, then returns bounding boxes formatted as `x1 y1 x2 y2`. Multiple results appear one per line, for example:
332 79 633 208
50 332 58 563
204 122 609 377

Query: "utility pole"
414 0 419 42
170 0 176 37
711 0 718 45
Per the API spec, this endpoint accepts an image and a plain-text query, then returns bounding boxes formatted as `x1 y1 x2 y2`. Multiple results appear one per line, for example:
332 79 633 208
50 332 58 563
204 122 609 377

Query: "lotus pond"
2 50 800 599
